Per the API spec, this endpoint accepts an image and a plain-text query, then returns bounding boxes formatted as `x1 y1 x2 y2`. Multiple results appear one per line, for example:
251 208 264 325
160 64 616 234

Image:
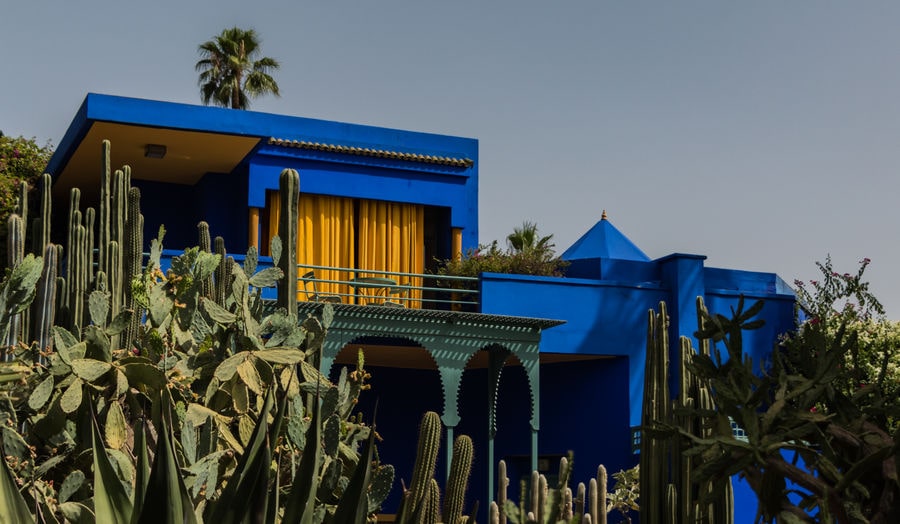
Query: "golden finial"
601 209 608 220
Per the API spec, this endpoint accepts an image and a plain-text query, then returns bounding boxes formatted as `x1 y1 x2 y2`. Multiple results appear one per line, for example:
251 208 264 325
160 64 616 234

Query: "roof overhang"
47 93 479 201
47 94 266 199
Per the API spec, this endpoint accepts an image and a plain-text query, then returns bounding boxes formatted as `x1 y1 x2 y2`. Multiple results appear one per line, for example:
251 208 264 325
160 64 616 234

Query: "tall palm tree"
196 27 281 110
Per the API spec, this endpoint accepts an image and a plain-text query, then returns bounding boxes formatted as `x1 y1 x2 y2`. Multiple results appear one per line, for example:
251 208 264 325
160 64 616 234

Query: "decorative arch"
302 302 562 493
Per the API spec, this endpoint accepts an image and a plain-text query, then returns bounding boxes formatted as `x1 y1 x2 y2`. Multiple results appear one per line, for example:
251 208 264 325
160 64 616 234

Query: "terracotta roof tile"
267 137 474 168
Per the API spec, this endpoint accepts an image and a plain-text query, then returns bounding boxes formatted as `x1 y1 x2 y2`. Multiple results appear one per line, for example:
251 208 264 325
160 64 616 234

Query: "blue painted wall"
479 258 796 430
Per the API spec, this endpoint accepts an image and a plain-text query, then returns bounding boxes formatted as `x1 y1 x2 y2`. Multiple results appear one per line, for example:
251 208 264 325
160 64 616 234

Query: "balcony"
159 250 480 311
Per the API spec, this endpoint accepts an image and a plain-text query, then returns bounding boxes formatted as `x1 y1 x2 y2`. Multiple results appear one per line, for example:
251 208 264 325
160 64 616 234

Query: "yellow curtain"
358 200 424 307
298 194 355 300
266 191 355 301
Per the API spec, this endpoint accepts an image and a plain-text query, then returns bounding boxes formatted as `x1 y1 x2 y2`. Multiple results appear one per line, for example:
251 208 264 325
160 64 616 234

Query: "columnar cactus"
639 300 734 524
640 303 669 524
5 214 25 352
70 223 87 332
595 465 607 524
497 457 509 524
98 141 111 280
39 174 51 256
109 169 127 310
85 207 95 289
123 187 143 350
442 435 474 524
197 221 213 299
401 411 442 521
214 236 227 306
33 244 57 356
276 168 299 317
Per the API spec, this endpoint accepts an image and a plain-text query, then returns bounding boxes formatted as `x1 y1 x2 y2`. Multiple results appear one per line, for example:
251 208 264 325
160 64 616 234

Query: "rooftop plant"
437 222 568 281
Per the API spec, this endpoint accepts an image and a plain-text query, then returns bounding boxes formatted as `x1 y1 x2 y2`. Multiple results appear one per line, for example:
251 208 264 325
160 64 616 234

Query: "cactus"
70 224 86 332
107 240 121 348
198 221 213 299
400 411 442 521
497 457 509 524
38 174 51 256
442 435 473 524
98 141 111 279
398 415 481 524
5 214 25 353
276 168 299 317
492 457 626 524
639 301 733 524
639 303 669 524
214 236 227 306
85 207 95 288
109 169 127 311
123 187 143 350
419 479 441 524
33 244 57 358
595 465 607 524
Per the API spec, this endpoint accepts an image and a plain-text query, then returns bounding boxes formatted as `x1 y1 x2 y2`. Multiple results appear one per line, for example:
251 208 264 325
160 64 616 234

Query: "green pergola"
297 302 564 503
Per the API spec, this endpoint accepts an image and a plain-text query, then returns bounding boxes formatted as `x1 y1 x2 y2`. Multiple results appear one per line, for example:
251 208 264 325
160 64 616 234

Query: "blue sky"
4 1 900 315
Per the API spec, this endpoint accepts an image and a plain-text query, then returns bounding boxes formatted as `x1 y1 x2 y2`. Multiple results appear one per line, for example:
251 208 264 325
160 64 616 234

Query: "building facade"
48 94 795 521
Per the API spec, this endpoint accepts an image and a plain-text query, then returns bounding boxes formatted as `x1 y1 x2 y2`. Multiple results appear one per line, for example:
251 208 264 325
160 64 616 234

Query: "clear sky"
3 1 900 315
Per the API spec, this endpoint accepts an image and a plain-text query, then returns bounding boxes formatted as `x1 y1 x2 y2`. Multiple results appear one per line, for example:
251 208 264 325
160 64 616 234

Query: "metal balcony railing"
296 263 479 310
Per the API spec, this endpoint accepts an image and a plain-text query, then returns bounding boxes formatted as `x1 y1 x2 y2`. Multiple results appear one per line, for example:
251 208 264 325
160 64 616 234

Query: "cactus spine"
276 169 299 317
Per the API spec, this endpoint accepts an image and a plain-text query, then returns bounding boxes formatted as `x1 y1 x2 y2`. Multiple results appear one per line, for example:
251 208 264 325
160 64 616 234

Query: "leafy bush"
0 133 53 219
792 256 900 405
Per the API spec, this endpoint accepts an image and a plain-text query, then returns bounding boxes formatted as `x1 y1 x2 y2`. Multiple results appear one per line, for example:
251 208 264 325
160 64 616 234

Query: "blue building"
48 93 795 521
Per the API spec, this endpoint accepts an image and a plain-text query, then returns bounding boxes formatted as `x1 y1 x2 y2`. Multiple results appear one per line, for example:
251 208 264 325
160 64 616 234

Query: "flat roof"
47 93 478 198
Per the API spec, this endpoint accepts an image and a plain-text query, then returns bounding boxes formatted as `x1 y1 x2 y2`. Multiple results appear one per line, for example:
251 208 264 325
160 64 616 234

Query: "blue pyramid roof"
561 213 650 262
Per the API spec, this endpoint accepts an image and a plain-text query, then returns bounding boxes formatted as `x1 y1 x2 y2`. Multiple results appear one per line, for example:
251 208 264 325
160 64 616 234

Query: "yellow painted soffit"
55 122 261 193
